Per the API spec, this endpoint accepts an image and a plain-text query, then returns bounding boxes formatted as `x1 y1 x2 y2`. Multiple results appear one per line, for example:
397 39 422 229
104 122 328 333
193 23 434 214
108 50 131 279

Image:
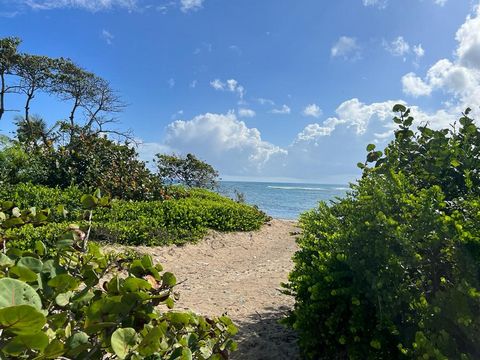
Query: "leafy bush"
285 106 480 359
0 197 237 359
0 183 83 216
2 185 269 249
92 190 268 246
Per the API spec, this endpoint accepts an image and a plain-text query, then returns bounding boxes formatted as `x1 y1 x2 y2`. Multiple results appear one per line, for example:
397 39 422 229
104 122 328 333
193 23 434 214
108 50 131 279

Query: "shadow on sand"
231 306 299 360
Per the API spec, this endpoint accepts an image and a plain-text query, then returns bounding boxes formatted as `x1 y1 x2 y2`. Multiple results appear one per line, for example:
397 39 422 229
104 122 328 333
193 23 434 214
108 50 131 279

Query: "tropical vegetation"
285 105 480 359
0 36 269 359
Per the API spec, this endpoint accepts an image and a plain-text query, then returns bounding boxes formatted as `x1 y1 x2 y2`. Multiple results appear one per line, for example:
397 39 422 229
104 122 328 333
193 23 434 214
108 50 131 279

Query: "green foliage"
49 135 165 201
156 153 220 190
1 185 268 250
0 135 166 201
285 106 480 359
0 202 237 359
0 183 82 215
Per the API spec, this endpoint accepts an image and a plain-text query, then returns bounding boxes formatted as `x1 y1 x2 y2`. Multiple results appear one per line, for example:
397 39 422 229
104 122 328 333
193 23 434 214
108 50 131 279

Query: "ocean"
217 181 349 220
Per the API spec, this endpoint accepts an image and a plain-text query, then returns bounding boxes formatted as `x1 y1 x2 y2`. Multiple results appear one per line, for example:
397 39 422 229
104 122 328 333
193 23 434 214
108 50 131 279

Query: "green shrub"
0 196 237 359
285 106 480 359
3 185 268 249
0 183 83 217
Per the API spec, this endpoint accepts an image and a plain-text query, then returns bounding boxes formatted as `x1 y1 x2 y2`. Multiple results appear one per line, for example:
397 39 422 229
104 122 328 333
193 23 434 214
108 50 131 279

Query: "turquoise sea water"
217 181 349 220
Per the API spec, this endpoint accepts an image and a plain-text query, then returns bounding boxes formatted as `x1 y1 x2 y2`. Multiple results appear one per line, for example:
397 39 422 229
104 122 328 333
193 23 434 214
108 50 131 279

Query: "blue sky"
1 0 480 183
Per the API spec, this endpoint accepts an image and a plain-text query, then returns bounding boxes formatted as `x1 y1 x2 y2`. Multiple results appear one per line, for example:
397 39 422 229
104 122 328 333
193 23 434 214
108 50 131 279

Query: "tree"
48 135 163 200
155 153 219 189
15 54 54 124
14 115 57 149
0 37 21 121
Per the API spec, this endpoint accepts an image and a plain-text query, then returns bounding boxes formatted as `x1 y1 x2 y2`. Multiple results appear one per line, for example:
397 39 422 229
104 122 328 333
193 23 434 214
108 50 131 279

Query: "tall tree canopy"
155 153 219 189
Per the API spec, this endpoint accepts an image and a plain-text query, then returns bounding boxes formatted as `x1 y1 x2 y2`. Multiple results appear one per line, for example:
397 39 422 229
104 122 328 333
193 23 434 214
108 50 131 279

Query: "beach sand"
130 219 300 360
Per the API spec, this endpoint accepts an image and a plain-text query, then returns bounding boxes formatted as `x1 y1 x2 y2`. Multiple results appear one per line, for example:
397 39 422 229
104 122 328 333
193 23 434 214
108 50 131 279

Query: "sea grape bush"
0 197 237 359
285 105 480 359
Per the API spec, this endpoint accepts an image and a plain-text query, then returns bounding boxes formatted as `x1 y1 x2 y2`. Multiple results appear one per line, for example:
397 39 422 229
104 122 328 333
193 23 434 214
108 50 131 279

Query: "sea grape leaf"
2 332 49 355
111 328 138 359
0 278 42 309
17 256 43 273
0 305 46 335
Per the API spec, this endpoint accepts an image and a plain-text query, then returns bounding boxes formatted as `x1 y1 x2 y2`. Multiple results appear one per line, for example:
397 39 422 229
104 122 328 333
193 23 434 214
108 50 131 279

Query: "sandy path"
131 219 300 360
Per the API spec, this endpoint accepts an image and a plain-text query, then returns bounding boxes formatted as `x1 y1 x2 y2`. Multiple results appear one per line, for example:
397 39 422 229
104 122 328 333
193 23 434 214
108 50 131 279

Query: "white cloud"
295 120 340 140
180 0 204 12
238 108 256 118
210 79 224 90
163 112 287 174
138 94 468 183
257 98 275 106
330 98 398 135
402 72 432 97
189 80 197 88
303 104 322 118
363 0 447 8
401 4 480 111
456 4 480 69
210 78 245 99
362 0 387 8
12 0 207 13
168 78 175 88
384 36 410 57
413 44 425 58
270 104 291 114
331 36 361 60
100 29 114 45
23 0 138 11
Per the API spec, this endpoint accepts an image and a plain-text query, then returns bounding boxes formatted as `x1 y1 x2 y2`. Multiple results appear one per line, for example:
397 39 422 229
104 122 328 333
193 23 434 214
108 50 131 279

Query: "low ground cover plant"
0 194 237 359
285 105 480 359
1 185 268 250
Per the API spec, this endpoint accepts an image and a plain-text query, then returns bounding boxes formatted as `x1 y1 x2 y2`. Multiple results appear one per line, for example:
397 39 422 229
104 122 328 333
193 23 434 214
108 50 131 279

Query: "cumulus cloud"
401 5 480 111
163 112 287 174
270 105 291 114
303 104 322 118
456 4 480 69
137 93 465 183
329 98 397 135
402 72 432 97
331 36 361 60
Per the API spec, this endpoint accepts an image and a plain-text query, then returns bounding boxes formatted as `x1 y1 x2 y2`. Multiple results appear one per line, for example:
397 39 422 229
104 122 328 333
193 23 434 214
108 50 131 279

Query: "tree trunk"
0 72 5 121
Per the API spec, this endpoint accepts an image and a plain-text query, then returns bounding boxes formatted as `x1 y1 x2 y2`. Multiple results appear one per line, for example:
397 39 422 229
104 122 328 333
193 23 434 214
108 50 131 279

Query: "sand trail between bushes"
130 219 300 360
